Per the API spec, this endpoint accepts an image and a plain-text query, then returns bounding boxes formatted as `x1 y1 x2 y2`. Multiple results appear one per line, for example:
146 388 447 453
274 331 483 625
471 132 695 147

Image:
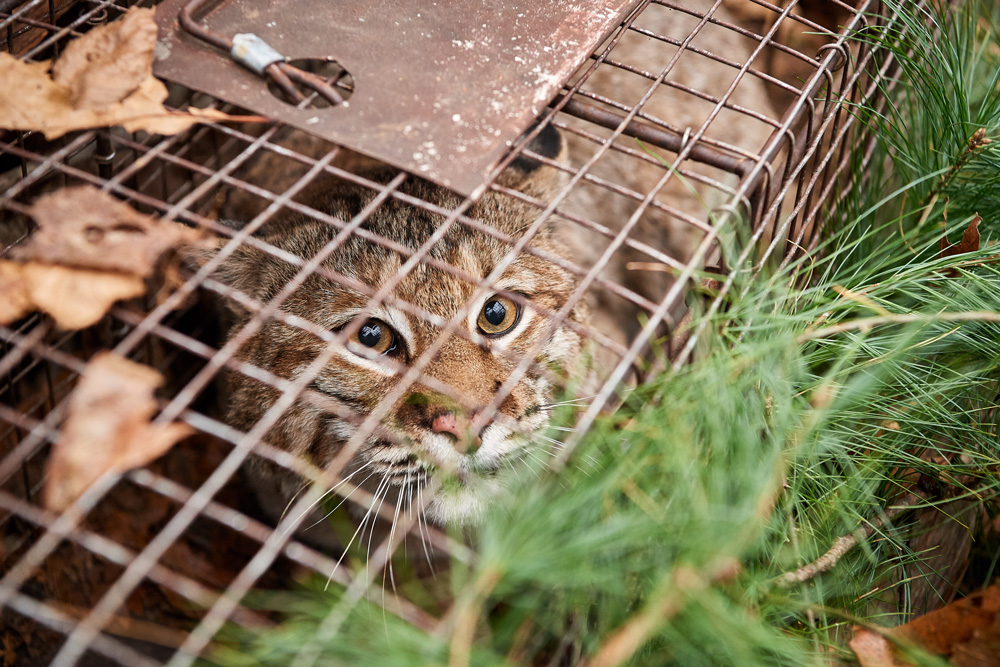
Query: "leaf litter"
44 352 193 512
14 185 203 276
935 214 995 278
0 7 258 139
850 581 1000 667
0 185 206 329
939 214 982 260
0 262 146 331
50 6 162 111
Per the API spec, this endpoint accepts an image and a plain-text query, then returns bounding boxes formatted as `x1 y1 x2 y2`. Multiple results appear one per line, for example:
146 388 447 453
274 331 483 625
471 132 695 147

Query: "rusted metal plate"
153 0 640 196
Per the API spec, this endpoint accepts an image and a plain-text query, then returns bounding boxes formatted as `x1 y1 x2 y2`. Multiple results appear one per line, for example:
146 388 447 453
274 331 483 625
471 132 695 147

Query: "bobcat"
216 149 587 528
214 0 776 537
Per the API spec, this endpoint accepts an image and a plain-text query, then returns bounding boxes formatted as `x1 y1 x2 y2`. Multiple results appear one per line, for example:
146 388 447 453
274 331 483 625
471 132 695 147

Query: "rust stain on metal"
153 0 641 196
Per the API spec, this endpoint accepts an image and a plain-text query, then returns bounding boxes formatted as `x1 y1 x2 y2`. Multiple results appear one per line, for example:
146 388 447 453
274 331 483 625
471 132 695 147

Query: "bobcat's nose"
431 410 493 452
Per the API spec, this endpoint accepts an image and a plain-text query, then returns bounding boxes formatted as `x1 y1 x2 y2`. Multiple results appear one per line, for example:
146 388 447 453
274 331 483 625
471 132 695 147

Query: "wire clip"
231 33 285 75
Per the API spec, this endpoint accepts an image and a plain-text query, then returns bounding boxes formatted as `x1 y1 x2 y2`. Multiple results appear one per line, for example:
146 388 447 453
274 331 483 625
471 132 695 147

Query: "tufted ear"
497 122 569 202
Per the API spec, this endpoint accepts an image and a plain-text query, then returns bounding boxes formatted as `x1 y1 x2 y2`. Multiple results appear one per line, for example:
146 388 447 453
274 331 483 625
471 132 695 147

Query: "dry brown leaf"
0 185 206 329
0 261 145 329
940 215 982 260
851 582 1000 667
850 628 906 667
936 215 984 279
896 584 999 658
44 353 193 512
0 7 250 139
50 8 157 109
16 185 204 277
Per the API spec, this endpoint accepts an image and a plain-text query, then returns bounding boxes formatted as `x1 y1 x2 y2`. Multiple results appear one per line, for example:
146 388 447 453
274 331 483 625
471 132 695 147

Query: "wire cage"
0 0 908 664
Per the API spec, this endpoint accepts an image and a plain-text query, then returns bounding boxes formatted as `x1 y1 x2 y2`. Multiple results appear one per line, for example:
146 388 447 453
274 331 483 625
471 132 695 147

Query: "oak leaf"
850 581 1000 667
939 215 982 260
44 353 193 512
0 185 205 329
0 7 247 139
50 7 158 109
15 185 204 278
0 261 145 330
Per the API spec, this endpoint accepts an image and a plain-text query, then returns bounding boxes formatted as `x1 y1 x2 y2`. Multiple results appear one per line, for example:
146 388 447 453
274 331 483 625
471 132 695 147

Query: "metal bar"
556 95 757 179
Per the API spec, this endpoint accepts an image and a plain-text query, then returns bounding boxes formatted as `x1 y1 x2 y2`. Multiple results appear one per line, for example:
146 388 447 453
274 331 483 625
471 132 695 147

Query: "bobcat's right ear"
499 122 568 202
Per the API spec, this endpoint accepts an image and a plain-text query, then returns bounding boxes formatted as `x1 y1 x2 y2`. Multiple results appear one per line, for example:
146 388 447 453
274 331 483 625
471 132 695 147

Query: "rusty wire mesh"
0 0 909 664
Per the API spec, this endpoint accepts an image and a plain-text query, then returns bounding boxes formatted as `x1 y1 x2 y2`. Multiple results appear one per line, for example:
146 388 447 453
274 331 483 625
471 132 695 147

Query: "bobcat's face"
217 137 586 525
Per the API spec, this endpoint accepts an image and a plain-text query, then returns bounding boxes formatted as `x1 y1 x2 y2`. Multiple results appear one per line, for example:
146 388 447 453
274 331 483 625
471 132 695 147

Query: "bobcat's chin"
371 415 547 526
422 467 517 526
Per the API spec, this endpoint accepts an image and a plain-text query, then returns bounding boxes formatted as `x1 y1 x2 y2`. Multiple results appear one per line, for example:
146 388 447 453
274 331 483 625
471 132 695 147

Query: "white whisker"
536 393 601 409
547 439 597 471
535 434 567 447
416 483 436 575
365 478 392 585
505 455 522 483
285 460 375 537
520 450 549 476
326 471 391 589
279 479 310 523
404 471 412 563
304 466 381 531
383 480 406 596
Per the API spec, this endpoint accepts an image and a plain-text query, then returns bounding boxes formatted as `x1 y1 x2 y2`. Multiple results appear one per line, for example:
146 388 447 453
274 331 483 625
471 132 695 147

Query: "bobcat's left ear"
499 122 568 201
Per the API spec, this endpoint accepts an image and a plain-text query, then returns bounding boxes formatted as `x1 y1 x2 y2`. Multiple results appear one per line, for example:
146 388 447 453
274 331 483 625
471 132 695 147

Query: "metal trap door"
153 0 642 196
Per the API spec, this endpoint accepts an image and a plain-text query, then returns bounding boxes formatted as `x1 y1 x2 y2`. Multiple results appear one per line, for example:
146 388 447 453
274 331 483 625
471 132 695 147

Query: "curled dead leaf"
0 7 255 139
850 628 904 667
940 215 982 260
0 261 145 330
937 215 985 279
44 352 193 512
17 185 204 277
0 185 206 329
850 582 1000 667
50 7 157 109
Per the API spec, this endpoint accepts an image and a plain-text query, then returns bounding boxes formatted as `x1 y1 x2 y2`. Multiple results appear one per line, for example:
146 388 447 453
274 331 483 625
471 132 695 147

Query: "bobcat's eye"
348 319 398 357
477 295 520 337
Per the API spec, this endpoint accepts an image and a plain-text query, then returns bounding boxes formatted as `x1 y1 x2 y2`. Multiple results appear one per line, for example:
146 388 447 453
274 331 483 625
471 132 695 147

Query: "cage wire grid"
0 0 911 663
